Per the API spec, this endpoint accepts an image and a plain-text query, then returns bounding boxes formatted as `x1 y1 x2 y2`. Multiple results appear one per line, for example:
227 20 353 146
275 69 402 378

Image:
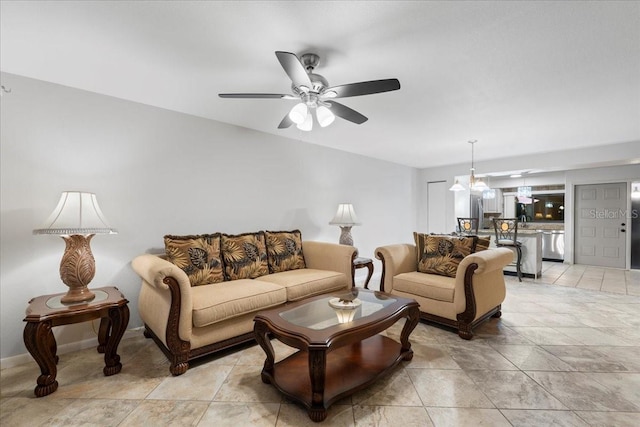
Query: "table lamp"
329 203 361 246
33 192 117 304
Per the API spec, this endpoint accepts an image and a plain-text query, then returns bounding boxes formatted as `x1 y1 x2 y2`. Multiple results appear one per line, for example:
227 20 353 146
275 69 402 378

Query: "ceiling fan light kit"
219 51 400 131
289 102 308 124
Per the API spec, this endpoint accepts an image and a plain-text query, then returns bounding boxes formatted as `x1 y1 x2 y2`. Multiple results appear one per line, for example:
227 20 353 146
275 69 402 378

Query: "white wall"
0 73 418 361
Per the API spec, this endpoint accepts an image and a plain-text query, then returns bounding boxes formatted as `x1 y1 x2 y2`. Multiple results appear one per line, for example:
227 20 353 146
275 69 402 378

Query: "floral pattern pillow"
265 230 306 273
164 234 224 286
475 236 492 252
221 232 269 280
414 233 475 278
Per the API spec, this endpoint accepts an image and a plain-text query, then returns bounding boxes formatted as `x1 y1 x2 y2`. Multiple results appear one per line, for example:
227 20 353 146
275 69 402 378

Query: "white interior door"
427 181 447 234
574 183 627 268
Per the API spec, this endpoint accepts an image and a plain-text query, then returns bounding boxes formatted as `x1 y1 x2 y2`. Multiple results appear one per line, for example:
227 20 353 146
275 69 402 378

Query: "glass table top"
279 289 397 330
46 290 109 309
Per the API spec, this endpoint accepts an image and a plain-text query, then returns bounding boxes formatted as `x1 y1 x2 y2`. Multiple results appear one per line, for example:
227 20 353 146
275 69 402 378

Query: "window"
516 193 564 222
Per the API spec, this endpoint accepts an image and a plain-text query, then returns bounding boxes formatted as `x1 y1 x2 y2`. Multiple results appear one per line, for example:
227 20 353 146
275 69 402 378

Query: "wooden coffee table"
253 289 419 422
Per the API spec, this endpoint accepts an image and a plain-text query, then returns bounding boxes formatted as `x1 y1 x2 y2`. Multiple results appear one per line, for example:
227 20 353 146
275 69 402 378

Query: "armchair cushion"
221 232 269 280
164 233 224 286
265 230 306 273
393 271 455 303
414 233 475 278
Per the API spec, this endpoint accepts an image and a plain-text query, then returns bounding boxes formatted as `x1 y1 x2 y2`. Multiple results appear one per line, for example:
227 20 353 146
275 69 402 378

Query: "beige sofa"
132 240 356 375
375 244 513 339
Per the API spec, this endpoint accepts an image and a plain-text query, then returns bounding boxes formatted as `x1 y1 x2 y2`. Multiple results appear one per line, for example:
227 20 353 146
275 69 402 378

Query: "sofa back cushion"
164 234 224 286
414 233 475 278
265 230 306 273
221 232 269 280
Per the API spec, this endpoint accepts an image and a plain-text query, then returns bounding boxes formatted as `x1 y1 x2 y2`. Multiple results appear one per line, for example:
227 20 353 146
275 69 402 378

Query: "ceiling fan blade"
278 113 294 129
325 79 400 98
326 101 368 124
219 93 296 99
275 51 312 89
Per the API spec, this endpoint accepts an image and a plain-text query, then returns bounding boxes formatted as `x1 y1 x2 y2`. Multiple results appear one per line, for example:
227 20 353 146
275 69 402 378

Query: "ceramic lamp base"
338 226 354 246
59 234 97 304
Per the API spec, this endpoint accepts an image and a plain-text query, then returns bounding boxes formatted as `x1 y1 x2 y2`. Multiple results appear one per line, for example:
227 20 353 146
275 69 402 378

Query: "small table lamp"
33 192 117 304
329 203 361 246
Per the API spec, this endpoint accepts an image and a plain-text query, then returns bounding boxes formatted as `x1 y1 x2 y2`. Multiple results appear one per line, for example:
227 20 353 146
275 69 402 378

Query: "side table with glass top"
353 257 374 289
23 286 129 397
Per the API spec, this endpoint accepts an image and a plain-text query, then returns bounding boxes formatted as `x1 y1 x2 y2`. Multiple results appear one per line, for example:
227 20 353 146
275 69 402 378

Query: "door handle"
621 229 626 233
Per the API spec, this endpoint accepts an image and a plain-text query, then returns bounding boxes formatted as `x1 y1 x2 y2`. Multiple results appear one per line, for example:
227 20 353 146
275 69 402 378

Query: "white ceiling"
1 1 639 168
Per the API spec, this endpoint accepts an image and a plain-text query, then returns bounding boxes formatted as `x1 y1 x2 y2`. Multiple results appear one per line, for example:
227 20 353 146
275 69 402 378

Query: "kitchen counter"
477 230 542 278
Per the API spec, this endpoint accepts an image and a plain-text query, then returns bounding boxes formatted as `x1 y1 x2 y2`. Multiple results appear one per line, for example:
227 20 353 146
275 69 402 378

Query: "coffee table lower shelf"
261 334 410 421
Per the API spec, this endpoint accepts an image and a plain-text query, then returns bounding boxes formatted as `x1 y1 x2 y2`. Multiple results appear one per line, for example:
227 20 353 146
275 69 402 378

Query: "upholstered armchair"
375 243 513 339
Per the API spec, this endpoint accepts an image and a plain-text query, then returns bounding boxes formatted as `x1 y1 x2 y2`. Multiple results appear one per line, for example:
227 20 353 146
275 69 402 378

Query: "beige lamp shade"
34 192 117 235
329 203 361 226
34 192 116 304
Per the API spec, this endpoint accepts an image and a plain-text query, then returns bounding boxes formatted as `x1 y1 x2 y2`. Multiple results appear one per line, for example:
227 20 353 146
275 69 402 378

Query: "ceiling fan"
219 51 401 131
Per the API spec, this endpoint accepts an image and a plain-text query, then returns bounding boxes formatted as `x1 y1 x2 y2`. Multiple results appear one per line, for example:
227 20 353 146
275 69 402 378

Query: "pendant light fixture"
449 140 490 192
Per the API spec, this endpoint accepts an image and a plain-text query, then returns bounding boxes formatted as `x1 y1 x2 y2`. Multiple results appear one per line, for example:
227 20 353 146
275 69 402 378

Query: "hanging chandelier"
450 140 490 192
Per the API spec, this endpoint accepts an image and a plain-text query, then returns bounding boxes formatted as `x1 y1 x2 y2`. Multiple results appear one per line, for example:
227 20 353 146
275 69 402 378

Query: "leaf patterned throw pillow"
265 230 306 273
221 232 269 280
164 234 224 286
414 233 475 278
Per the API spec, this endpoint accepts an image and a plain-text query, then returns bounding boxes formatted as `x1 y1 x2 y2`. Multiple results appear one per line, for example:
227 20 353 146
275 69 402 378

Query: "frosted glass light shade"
296 112 313 131
34 192 117 235
471 178 489 191
449 180 465 192
289 103 308 124
316 105 335 127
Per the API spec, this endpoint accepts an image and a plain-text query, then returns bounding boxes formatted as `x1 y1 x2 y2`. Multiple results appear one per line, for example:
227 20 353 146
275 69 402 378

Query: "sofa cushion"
265 230 306 273
164 234 224 286
221 232 269 280
259 269 346 301
393 271 455 303
191 279 286 327
414 233 475 278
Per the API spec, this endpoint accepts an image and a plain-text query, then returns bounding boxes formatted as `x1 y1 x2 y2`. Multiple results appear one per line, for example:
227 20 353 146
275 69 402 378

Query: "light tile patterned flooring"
1 264 639 426
539 262 640 296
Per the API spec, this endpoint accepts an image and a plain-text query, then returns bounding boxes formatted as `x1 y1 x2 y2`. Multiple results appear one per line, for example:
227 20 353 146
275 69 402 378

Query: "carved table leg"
400 306 420 361
97 316 111 354
254 321 275 384
364 262 374 290
308 348 328 422
103 304 129 376
23 321 59 397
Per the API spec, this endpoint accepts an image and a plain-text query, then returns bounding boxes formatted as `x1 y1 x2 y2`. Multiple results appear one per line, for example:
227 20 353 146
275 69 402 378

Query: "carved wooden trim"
162 276 191 375
375 250 387 292
144 322 257 376
456 263 479 328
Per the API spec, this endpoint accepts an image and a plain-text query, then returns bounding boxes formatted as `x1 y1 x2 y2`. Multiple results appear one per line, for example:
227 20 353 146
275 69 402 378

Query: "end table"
23 286 129 397
353 257 374 289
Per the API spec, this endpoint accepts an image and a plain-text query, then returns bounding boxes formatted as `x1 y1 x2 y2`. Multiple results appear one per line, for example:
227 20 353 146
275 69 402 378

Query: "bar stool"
457 217 479 236
492 218 523 282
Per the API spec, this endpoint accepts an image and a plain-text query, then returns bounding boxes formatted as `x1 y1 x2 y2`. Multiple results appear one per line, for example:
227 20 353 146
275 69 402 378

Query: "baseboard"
0 327 144 371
